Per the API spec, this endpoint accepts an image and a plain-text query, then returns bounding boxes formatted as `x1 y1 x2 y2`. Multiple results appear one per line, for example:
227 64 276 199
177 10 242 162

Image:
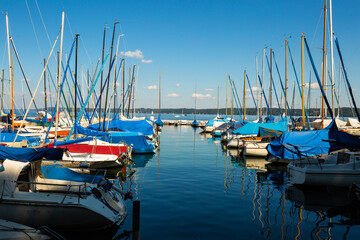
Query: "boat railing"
15 180 89 203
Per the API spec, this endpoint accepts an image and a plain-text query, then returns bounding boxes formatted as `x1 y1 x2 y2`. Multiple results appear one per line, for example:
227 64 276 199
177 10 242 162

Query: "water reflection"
114 125 360 240
286 185 360 239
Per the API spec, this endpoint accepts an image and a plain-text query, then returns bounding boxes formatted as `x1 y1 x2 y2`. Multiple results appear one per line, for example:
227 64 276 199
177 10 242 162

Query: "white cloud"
176 83 180 87
304 82 319 89
205 88 214 92
121 49 144 59
192 93 213 99
144 85 157 90
141 59 152 63
168 93 179 97
40 91 51 95
21 78 31 82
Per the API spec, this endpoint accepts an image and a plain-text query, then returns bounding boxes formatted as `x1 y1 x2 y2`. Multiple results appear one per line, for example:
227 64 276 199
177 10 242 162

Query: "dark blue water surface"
115 125 360 240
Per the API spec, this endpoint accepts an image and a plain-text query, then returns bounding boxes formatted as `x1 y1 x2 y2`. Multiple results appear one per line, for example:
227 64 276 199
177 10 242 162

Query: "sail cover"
267 119 360 160
89 118 155 136
74 124 109 137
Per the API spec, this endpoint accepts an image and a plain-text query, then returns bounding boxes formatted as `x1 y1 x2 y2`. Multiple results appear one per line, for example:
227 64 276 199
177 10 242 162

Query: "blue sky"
1 0 360 112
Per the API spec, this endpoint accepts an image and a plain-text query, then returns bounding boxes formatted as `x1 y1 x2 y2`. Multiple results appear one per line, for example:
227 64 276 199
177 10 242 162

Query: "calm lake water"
113 125 360 240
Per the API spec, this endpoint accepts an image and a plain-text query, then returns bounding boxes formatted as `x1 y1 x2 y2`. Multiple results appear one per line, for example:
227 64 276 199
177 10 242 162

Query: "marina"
0 0 360 239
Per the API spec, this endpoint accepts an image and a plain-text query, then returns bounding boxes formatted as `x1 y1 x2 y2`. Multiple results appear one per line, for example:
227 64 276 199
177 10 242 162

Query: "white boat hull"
243 142 269 157
288 152 360 187
0 191 125 231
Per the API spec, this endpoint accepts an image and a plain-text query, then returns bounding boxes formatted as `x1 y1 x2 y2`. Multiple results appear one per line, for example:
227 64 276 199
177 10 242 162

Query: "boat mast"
1 69 3 115
285 39 288 117
217 86 219 116
55 12 65 141
243 70 246 120
269 48 273 119
230 75 233 120
329 0 335 116
301 35 306 130
226 73 229 116
99 27 106 129
74 34 79 125
103 21 118 130
11 50 14 132
255 56 259 120
5 13 12 130
113 33 121 117
194 84 197 120
132 65 139 118
121 58 125 116
158 69 161 116
321 0 327 129
261 48 265 118
44 59 47 118
338 60 342 117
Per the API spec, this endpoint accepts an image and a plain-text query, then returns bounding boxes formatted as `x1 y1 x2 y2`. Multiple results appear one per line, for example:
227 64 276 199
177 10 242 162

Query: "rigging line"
80 36 92 65
65 15 92 66
342 68 355 118
25 0 43 58
10 36 39 113
265 53 282 116
67 54 110 140
1 40 7 69
34 0 52 46
14 30 60 143
230 77 243 122
310 10 324 48
288 41 312 129
272 51 296 127
245 74 257 109
119 24 128 51
304 36 334 119
65 14 74 36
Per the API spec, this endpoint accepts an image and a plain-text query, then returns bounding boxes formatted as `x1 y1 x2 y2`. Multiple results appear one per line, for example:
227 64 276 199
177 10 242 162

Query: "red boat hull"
47 143 127 156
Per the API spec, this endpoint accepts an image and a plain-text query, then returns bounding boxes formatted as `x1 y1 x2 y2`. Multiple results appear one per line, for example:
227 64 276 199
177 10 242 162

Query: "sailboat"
0 146 127 233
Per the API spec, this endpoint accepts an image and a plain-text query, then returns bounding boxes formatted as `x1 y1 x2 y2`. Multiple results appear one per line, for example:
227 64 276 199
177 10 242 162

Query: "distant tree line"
136 107 359 118
28 107 359 118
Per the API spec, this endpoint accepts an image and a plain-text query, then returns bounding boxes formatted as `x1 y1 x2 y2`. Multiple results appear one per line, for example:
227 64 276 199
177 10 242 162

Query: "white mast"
255 55 259 120
55 12 65 141
5 13 12 127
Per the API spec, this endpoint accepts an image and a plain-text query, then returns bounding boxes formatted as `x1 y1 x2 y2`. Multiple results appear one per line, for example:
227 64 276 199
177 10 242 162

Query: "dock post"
133 200 140 240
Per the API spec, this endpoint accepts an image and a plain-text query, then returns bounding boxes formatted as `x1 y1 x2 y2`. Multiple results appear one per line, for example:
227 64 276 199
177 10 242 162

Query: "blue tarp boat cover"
100 131 155 154
41 164 103 183
53 137 94 147
267 119 360 160
74 124 109 137
232 118 288 136
89 118 155 136
0 145 63 162
0 132 41 146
